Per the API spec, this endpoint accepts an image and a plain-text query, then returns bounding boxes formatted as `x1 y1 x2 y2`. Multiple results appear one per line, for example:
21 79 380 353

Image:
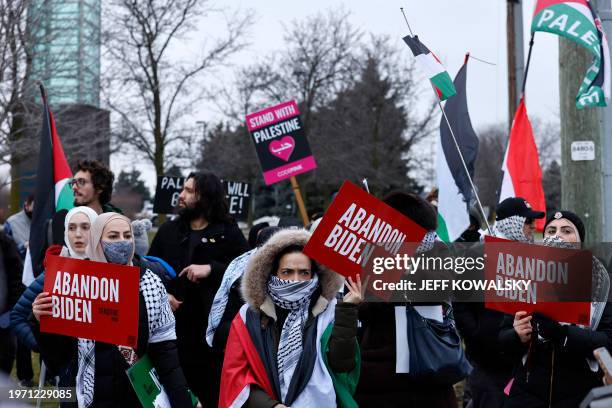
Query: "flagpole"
399 10 493 235
400 8 414 36
437 98 493 235
521 33 535 97
361 178 370 193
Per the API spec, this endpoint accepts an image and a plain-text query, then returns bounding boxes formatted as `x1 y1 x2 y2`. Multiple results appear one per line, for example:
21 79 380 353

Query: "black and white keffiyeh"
416 230 437 254
541 235 610 330
493 215 532 243
76 270 176 407
267 274 319 402
206 248 257 346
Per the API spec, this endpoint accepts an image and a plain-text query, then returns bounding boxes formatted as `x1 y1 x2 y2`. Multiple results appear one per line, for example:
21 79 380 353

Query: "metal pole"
599 2 612 242
439 101 493 235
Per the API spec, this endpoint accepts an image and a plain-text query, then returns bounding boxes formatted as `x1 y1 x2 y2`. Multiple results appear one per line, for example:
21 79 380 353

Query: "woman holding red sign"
35 213 194 407
219 228 362 408
500 211 612 408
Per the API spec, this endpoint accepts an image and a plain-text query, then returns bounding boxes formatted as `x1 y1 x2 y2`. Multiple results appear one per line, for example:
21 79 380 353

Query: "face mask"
101 240 133 265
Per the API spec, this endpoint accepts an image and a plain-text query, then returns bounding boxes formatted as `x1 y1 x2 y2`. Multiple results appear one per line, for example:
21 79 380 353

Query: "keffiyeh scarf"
267 274 319 402
493 215 533 243
76 270 176 407
206 248 257 347
416 230 437 254
541 235 610 330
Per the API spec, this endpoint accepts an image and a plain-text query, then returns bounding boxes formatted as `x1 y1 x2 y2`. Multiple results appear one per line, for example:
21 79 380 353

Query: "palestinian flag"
437 56 479 242
403 35 456 101
22 85 73 285
220 302 354 407
499 99 546 231
532 0 611 108
219 309 279 407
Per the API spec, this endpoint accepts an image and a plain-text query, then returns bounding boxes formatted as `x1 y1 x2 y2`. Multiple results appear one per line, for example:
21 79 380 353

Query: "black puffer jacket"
499 304 612 408
37 260 192 407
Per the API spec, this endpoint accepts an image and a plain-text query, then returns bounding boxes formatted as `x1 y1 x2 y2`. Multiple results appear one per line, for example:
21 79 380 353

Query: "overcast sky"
112 0 562 192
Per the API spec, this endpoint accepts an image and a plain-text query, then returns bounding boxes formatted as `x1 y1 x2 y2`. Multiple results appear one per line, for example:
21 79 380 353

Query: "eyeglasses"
68 178 90 188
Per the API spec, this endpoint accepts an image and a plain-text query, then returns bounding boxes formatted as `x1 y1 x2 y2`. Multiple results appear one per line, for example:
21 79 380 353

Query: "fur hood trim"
241 228 343 316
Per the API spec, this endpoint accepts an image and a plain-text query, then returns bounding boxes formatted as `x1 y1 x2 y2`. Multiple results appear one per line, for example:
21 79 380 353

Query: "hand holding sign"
33 292 53 321
513 311 533 344
42 255 140 347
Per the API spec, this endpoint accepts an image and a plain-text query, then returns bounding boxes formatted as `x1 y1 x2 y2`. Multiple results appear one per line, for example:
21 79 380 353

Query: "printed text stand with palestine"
245 100 318 226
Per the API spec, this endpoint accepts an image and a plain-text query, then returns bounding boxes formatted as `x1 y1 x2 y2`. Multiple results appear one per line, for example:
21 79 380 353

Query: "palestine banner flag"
22 85 74 286
499 98 546 231
532 0 611 108
437 56 479 242
403 35 457 101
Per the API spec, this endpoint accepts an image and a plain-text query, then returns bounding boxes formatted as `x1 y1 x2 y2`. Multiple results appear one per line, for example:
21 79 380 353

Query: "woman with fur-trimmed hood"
219 228 362 408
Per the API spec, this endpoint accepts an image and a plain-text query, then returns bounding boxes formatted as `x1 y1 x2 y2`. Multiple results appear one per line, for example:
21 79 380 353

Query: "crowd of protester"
0 159 611 407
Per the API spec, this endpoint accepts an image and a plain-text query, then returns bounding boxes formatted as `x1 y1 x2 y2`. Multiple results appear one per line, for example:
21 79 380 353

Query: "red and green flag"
532 0 610 108
23 85 73 285
403 35 457 101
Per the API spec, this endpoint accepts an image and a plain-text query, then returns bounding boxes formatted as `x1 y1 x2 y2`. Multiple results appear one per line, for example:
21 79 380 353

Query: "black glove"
533 312 567 342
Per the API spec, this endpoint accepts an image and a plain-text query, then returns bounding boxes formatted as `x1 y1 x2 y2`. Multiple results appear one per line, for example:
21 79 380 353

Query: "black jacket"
0 231 24 315
37 261 192 408
246 300 358 408
499 304 612 408
454 302 514 375
148 217 249 341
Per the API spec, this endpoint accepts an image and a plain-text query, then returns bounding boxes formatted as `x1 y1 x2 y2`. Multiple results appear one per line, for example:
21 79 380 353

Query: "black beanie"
382 191 437 231
544 210 585 242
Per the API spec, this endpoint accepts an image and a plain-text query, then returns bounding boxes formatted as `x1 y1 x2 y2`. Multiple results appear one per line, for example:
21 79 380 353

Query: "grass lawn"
10 352 59 407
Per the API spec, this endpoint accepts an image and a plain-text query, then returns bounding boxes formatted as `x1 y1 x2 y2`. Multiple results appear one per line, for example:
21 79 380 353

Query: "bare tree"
213 8 361 130
0 0 32 160
531 117 561 169
1 0 102 211
102 0 252 177
0 0 43 211
474 118 561 217
474 124 506 214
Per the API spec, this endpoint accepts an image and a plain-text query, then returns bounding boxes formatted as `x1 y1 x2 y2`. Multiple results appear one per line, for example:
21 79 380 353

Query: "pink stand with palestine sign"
246 100 317 185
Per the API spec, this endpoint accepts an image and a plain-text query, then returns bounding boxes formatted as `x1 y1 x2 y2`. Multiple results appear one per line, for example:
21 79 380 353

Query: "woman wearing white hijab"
13 206 98 348
13 207 98 406
35 213 194 407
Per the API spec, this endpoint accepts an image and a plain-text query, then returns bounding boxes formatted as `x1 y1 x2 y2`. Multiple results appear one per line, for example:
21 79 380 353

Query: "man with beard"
148 171 249 406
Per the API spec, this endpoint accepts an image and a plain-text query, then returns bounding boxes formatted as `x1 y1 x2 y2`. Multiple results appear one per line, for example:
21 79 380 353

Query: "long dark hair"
187 172 232 224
